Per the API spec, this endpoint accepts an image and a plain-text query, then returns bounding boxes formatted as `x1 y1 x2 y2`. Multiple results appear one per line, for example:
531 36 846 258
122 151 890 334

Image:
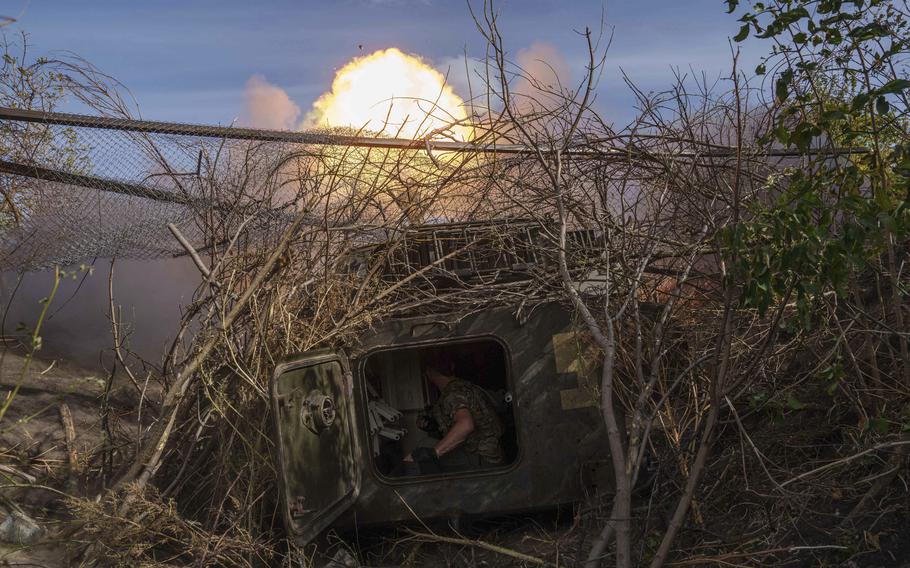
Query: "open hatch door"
272 350 361 544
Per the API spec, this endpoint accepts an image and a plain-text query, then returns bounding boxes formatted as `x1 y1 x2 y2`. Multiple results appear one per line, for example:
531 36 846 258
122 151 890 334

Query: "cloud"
241 74 301 130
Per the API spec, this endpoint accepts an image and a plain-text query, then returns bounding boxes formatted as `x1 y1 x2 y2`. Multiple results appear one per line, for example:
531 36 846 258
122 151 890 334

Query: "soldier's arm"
433 408 474 457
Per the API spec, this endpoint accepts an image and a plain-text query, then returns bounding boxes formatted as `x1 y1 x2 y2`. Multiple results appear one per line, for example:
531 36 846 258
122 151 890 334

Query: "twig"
59 403 80 475
666 545 849 566
724 396 782 490
403 528 551 566
167 222 211 279
781 440 910 488
842 435 910 523
0 464 36 484
113 201 315 510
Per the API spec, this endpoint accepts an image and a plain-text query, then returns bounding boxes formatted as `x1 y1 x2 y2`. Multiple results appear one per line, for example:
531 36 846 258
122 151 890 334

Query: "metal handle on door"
300 390 336 434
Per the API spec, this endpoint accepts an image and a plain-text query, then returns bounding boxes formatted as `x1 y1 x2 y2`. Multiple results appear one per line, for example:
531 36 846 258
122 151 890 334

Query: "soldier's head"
421 350 455 389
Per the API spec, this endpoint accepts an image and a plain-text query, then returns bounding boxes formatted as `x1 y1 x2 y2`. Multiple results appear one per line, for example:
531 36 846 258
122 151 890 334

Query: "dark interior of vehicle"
363 339 518 477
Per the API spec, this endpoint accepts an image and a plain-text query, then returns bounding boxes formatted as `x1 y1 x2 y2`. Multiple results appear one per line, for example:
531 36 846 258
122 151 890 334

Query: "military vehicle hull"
272 301 614 544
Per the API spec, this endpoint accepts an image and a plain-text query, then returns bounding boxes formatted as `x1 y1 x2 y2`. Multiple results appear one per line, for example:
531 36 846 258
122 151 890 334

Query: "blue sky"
9 1 764 127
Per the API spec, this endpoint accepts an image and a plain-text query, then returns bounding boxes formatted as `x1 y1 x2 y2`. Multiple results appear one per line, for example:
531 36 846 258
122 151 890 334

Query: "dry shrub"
68 483 274 567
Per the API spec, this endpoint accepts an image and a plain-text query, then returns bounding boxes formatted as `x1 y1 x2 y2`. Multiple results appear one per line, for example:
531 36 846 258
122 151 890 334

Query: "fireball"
306 48 471 140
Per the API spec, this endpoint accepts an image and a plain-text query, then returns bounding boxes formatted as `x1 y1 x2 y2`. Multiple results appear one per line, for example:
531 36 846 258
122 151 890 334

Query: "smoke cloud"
513 41 573 112
1 257 200 371
434 55 484 105
516 42 572 92
242 75 301 130
438 43 573 116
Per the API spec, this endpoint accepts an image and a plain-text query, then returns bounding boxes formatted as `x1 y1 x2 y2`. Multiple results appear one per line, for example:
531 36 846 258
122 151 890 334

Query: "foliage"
726 0 910 321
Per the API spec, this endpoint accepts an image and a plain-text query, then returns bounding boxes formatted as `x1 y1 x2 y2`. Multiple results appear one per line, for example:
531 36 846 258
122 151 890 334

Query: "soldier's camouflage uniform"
432 378 504 465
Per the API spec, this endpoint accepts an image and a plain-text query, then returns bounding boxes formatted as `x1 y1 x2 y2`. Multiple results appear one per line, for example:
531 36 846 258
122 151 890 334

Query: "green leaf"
818 0 843 14
777 7 810 26
776 69 793 102
876 95 890 114
793 129 812 151
895 153 910 178
851 92 871 112
877 78 910 95
821 109 847 121
755 63 767 75
870 416 889 433
826 28 843 44
726 0 739 13
774 121 790 144
786 393 807 410
849 22 888 41
734 23 751 42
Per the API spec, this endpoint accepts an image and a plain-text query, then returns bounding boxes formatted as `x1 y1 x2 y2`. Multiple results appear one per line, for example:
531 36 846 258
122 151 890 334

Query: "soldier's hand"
409 446 441 474
411 446 438 461
416 414 442 437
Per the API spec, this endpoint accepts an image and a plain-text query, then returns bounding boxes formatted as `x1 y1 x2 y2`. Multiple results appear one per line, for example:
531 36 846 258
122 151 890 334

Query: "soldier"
403 354 504 474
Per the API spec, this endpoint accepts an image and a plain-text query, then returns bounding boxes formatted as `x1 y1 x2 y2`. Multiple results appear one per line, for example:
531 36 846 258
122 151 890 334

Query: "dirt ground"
0 348 143 567
2 347 909 567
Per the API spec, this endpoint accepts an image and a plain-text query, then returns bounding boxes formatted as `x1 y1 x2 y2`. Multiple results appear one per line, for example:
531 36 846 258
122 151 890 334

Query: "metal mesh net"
0 108 608 276
0 111 238 269
0 108 483 271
